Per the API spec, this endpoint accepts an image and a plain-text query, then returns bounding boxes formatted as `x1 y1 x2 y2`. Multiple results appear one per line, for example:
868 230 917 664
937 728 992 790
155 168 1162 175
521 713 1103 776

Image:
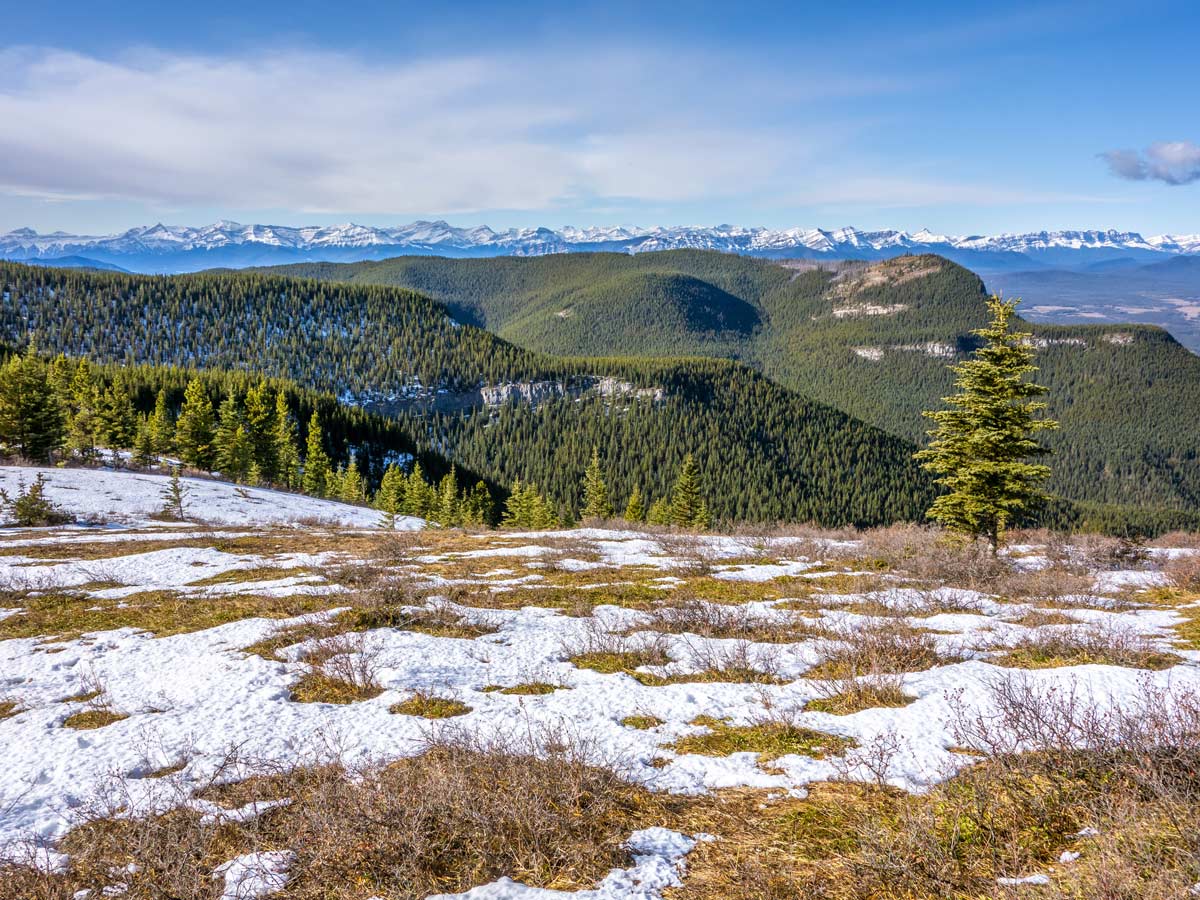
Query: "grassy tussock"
4 736 669 900
290 633 386 704
62 708 130 729
620 714 664 730
389 692 472 718
482 682 566 696
0 588 333 641
806 678 915 715
804 620 959 680
669 715 855 762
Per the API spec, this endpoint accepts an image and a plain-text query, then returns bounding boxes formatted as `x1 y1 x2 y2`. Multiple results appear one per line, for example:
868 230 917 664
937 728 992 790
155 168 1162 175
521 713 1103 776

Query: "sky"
0 0 1197 237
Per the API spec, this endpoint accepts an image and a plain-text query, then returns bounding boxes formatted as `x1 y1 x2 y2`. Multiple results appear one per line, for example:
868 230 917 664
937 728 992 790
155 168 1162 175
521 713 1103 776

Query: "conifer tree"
463 481 494 526
244 381 277 482
404 462 435 517
175 378 217 470
302 411 331 497
623 485 646 523
214 395 243 473
580 445 614 519
96 377 137 450
272 392 300 489
67 358 100 459
376 463 406 527
501 480 533 527
0 344 65 463
692 500 712 530
916 296 1058 552
158 466 189 521
647 496 672 526
669 453 703 527
226 425 254 482
436 467 460 525
339 456 367 504
326 465 345 501
1 474 70 526
133 417 155 467
48 354 73 409
148 388 175 455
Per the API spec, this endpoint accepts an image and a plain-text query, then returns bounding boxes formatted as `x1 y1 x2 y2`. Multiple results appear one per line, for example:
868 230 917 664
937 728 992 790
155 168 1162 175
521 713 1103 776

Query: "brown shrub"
805 619 960 680
994 621 1180 671
1162 552 1200 592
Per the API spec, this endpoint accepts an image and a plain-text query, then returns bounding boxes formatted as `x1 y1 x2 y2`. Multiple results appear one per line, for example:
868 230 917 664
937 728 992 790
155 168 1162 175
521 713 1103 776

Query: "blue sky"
1 0 1197 235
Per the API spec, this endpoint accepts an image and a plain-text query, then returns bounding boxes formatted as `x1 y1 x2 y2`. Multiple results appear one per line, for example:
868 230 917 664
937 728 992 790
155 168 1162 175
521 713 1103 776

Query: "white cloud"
1101 141 1200 186
0 46 877 215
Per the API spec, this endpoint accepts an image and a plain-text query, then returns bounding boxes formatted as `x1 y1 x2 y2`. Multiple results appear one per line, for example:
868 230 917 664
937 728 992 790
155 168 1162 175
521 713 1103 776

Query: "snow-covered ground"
0 466 423 530
0 469 1197 898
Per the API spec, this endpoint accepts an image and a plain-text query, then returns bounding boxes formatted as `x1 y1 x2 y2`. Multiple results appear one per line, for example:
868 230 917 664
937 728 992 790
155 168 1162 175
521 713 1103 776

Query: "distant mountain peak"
1 221 1196 274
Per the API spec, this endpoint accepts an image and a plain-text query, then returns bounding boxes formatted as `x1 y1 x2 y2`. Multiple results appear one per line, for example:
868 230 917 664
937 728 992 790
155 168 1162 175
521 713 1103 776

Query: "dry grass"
804 620 959 680
290 633 386 704
184 565 312 587
621 715 664 730
995 622 1180 670
990 565 1095 604
0 699 21 719
484 682 566 696
806 675 915 715
1010 608 1079 627
4 734 671 900
1163 552 1200 592
390 692 472 718
634 638 787 687
0 588 334 641
62 708 130 729
666 677 1200 900
633 598 826 643
669 715 855 763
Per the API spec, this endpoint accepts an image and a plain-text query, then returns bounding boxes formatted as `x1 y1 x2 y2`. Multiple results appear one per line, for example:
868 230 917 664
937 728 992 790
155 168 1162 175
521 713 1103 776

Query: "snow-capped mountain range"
2 221 1198 274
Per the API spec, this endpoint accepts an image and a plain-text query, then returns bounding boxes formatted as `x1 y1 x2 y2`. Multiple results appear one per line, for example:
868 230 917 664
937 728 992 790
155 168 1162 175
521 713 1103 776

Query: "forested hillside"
267 252 1200 515
0 262 936 526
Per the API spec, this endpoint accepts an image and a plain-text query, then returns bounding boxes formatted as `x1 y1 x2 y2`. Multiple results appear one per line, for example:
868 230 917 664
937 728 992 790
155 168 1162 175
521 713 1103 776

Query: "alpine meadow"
1 4 1199 900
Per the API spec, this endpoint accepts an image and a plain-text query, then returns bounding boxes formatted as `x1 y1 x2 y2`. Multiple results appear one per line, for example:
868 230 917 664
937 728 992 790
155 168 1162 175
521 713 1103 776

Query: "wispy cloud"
1101 141 1200 186
0 46 895 216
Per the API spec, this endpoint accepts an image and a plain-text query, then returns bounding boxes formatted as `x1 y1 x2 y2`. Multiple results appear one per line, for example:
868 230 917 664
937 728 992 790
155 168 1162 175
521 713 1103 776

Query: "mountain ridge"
3 221 1198 274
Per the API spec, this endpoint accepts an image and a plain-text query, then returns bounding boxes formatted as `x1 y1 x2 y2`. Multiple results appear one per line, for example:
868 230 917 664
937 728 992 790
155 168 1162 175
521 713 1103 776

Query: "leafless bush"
807 619 956 679
1149 530 1200 550
830 728 906 787
292 632 387 703
995 620 1179 671
810 669 911 716
1162 551 1200 592
988 565 1095 604
657 536 726 576
1074 533 1149 571
679 636 785 683
638 598 812 642
848 524 1008 588
4 731 659 900
559 617 672 672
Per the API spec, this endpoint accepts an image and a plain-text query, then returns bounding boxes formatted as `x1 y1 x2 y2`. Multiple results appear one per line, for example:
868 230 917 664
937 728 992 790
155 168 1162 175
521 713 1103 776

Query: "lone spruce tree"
175 379 217 470
580 446 614 520
302 412 331 497
669 453 703 527
916 296 1058 552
